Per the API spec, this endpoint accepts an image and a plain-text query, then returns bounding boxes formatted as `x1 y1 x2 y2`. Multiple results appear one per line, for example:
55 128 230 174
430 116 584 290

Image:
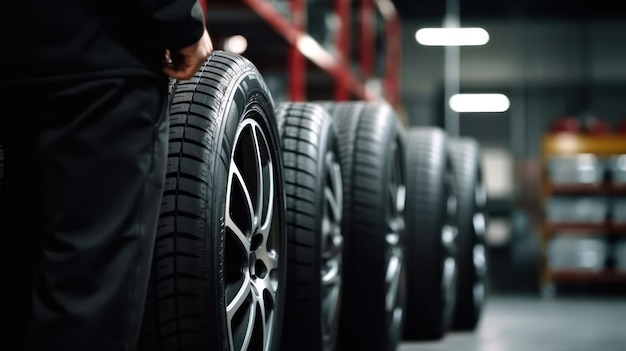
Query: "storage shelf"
543 134 626 156
548 270 626 284
545 223 626 235
545 182 626 195
539 131 626 294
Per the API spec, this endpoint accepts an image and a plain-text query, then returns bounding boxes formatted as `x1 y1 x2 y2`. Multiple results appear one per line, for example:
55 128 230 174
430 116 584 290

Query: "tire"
275 102 343 351
447 137 488 331
402 127 458 340
324 101 406 351
138 51 287 351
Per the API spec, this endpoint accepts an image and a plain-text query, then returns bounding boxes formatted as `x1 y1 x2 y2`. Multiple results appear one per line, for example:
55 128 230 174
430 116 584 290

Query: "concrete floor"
399 294 626 351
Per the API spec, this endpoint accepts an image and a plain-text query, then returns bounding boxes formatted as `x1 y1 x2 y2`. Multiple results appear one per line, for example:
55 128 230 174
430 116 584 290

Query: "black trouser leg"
0 77 168 351
0 100 43 348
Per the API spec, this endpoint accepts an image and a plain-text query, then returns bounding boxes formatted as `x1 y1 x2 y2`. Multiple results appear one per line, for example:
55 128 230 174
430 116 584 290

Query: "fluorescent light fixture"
223 35 248 54
449 94 510 113
415 27 489 46
296 35 322 58
296 35 334 67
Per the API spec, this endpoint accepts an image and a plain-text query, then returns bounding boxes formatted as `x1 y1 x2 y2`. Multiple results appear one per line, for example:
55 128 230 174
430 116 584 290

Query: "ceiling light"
415 27 489 46
296 35 334 67
223 35 248 54
449 94 510 113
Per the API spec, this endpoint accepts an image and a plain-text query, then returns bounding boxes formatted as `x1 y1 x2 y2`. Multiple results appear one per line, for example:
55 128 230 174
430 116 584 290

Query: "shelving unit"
539 133 626 295
199 0 402 112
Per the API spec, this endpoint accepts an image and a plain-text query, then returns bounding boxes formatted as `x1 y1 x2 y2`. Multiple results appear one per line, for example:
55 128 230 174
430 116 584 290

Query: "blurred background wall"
392 1 626 293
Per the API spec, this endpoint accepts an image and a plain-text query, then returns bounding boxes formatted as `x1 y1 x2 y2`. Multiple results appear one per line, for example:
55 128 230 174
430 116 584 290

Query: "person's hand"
163 29 213 80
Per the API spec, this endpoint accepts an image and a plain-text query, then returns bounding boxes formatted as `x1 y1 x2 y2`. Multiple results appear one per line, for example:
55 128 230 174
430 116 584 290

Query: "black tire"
447 137 488 331
402 127 458 340
276 102 343 351
324 101 406 351
138 51 287 351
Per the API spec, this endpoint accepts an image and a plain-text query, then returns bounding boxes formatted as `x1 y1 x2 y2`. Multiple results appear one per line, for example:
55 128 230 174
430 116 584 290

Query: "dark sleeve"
148 0 206 50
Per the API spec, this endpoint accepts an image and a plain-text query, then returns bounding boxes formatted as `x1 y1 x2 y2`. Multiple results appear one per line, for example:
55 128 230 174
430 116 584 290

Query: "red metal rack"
198 0 401 109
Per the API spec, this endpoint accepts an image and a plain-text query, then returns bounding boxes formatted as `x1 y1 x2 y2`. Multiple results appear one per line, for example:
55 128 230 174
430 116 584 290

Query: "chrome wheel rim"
225 117 282 351
442 172 458 316
321 151 343 351
472 180 488 311
385 139 405 347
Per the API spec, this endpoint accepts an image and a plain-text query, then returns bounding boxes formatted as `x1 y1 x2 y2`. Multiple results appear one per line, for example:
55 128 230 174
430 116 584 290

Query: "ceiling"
390 0 626 21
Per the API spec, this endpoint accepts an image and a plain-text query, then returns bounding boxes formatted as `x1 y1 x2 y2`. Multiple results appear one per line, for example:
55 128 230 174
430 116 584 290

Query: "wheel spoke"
474 243 487 278
322 152 343 263
396 185 406 214
475 182 487 207
385 253 402 311
226 213 251 254
441 224 457 253
254 287 270 350
226 133 255 282
473 212 486 237
226 277 253 350
227 274 253 315
321 229 342 267
230 161 256 231
443 257 456 291
325 153 343 223
322 260 341 285
389 181 397 214
322 275 340 336
324 186 341 225
253 125 275 232
231 296 257 351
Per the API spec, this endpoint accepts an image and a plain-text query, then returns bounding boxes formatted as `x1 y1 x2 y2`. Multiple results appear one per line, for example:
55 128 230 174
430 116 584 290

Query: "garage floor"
399 293 626 351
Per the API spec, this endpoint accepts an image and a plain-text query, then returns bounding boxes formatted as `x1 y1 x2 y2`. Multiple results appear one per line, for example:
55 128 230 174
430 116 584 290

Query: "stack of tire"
135 51 408 351
401 127 489 342
136 51 489 350
0 51 487 351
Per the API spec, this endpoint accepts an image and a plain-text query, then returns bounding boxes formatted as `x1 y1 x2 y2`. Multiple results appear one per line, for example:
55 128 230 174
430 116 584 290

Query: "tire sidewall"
276 102 339 350
449 138 483 330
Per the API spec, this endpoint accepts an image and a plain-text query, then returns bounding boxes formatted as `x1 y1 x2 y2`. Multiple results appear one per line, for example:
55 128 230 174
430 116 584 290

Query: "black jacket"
1 0 205 81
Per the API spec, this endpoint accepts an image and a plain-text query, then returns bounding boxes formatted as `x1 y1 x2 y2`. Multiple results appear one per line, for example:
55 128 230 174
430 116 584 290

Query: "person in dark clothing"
0 0 213 349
